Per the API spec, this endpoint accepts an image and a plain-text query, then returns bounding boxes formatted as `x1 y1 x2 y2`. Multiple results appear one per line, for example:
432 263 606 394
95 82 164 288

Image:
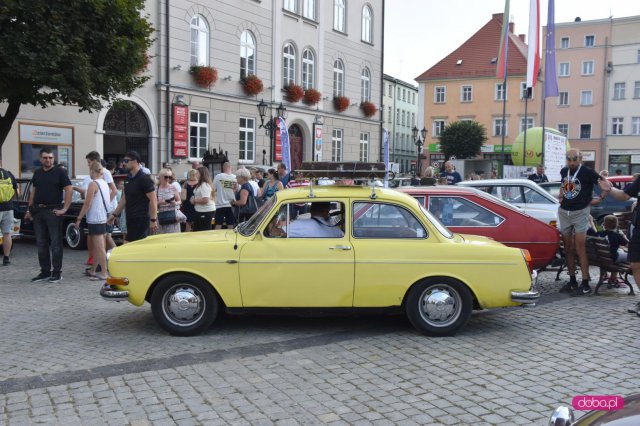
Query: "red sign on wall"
274 121 282 161
172 105 189 158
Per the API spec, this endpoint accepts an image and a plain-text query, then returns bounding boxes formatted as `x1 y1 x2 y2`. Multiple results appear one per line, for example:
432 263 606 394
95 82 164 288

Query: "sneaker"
31 272 51 282
48 272 63 283
560 277 578 293
2 256 9 266
575 282 592 296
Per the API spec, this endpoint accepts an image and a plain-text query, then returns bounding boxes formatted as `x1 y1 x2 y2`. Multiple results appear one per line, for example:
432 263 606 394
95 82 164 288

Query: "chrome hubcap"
162 285 205 326
66 224 80 245
418 285 461 327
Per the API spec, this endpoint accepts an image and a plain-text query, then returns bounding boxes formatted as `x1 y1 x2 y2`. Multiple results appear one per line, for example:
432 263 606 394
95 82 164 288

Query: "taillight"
521 249 533 274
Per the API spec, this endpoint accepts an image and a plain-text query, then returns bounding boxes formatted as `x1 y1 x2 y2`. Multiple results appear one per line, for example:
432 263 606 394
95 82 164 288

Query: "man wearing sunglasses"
559 148 612 295
25 148 73 283
107 151 157 243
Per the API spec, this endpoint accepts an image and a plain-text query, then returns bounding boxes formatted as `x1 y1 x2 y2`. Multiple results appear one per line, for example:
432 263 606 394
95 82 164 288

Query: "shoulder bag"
157 190 177 225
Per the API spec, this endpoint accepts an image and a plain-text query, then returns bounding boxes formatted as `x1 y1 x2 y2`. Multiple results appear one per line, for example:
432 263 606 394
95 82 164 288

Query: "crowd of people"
3 147 640 317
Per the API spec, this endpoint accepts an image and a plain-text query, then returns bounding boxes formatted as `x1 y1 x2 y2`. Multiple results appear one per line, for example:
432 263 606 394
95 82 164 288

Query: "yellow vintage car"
102 185 539 336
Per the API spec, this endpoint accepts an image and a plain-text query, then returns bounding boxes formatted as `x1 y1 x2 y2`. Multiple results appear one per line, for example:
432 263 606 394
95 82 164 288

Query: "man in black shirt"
0 160 18 265
558 149 611 295
604 175 640 315
108 151 157 242
528 164 549 184
24 148 73 282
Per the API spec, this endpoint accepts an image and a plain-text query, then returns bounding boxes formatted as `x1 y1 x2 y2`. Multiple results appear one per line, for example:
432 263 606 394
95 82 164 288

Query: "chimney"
519 34 526 42
509 22 514 33
493 13 503 20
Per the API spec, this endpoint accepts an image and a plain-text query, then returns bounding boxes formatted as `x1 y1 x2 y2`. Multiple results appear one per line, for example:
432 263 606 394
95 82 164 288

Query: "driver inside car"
268 202 344 238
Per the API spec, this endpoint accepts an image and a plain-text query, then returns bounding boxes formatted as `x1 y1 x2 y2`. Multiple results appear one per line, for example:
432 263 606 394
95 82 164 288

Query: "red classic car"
399 186 560 269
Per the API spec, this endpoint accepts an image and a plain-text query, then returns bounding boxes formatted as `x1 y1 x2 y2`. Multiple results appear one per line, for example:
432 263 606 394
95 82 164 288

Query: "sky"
384 0 640 84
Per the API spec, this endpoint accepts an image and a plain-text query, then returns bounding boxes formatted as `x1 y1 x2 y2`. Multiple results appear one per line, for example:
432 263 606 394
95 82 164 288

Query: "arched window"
334 0 346 32
333 59 345 97
361 68 371 101
302 49 315 90
240 31 256 78
190 15 209 66
283 43 296 86
362 5 372 43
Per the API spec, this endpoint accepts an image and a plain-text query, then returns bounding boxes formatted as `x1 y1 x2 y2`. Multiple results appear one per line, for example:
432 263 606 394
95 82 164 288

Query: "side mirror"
548 406 574 426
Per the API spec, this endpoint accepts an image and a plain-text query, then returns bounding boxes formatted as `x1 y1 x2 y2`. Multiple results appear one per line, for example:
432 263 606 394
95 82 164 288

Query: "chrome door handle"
330 245 352 250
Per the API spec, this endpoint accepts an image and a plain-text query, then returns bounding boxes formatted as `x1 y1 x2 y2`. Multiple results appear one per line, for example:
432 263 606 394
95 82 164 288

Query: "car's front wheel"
406 278 473 336
64 221 87 250
151 274 219 336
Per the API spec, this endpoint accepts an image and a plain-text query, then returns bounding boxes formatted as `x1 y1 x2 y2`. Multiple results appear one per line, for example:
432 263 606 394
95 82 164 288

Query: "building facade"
382 75 418 173
1 0 383 178
605 15 640 174
542 17 612 171
415 13 541 173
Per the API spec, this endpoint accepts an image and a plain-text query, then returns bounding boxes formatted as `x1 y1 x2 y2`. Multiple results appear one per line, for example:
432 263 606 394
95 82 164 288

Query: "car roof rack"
294 162 388 200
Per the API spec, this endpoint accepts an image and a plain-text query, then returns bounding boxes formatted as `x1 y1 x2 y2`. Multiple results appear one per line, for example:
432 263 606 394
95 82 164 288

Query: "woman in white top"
75 162 110 280
191 166 216 231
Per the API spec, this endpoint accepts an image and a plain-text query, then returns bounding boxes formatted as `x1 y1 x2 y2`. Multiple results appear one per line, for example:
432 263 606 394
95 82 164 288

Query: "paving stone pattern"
1 240 639 425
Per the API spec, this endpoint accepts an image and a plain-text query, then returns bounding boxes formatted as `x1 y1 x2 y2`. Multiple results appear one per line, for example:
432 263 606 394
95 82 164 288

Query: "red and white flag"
526 0 540 89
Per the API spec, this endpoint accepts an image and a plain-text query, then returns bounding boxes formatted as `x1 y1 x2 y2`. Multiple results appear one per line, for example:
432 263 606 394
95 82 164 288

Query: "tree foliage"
438 120 487 160
0 0 154 153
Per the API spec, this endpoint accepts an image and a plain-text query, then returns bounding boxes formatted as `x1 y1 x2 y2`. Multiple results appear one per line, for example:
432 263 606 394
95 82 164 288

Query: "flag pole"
523 92 528 166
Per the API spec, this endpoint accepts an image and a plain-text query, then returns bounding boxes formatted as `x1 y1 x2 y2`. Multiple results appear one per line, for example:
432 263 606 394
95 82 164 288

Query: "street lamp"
412 126 427 176
257 99 287 165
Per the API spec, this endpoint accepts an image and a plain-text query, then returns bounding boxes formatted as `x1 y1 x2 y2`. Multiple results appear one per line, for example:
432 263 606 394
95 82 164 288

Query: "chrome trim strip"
496 241 559 245
356 261 518 265
115 259 230 264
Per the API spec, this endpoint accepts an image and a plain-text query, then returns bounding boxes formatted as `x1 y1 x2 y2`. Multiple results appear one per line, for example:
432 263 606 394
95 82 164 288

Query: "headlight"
548 406 574 426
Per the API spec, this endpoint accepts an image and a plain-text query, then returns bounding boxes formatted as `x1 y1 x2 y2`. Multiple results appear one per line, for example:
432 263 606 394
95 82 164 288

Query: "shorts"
214 207 236 227
87 223 107 235
126 217 150 242
558 206 591 236
628 233 640 263
0 210 14 234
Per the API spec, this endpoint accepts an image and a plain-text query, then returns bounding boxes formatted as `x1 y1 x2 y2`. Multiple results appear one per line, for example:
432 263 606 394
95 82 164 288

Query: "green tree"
438 121 487 160
0 0 154 157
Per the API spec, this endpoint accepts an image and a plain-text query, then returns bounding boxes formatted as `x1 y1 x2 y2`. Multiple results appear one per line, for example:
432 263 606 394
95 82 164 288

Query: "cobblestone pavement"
1 240 639 425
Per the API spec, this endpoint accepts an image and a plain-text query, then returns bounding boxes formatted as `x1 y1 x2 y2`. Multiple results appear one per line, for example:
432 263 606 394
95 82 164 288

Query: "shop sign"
172 105 189 157
581 151 596 161
19 124 73 145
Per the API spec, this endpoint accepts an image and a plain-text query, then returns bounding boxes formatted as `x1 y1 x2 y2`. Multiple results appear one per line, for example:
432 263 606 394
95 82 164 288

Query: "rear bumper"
511 271 540 306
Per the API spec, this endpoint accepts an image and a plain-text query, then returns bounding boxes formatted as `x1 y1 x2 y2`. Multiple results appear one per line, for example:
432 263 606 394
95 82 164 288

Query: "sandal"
85 268 96 277
89 275 108 281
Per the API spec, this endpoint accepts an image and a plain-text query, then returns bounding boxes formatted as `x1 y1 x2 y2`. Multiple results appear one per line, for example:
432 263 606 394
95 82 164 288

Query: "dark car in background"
13 178 123 249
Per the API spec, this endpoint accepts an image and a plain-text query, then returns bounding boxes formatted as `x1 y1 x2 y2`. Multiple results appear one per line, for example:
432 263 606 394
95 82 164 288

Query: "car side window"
428 196 504 227
265 202 345 238
523 188 554 204
353 202 426 239
496 186 524 203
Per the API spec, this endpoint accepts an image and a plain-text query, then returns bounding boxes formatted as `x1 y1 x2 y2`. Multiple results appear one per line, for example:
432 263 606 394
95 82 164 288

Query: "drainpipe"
600 31 610 171
380 0 385 162
165 0 171 169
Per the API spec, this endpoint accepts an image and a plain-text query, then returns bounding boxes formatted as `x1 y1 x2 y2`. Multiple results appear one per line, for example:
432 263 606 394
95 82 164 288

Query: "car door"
350 200 435 307
238 200 354 307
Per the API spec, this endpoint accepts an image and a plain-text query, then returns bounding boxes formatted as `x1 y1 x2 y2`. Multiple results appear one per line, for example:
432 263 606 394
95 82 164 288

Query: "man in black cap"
108 151 157 242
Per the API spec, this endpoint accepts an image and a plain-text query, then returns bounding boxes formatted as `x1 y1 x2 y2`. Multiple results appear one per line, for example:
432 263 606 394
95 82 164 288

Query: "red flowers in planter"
241 75 264 96
333 96 350 112
284 84 304 103
303 88 321 106
189 65 218 89
360 101 378 117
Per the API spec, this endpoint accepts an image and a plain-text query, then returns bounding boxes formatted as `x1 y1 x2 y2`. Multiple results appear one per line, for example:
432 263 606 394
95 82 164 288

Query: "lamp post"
412 126 427 176
257 99 287 165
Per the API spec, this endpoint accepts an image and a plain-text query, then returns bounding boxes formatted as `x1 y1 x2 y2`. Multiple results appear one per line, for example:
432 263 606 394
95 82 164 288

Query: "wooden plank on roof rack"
295 162 386 179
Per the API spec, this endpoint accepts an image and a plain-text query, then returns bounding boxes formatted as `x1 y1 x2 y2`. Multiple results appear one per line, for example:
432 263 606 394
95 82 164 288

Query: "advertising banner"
314 124 323 161
172 105 189 158
278 118 290 172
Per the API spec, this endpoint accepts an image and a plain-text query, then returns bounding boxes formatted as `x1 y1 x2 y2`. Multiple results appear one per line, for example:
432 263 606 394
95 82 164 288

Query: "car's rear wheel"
151 274 219 336
64 221 87 250
406 278 473 336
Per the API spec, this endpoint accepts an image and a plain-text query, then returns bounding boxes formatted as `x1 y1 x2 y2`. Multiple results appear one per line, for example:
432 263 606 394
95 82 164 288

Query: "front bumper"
511 271 540 306
99 285 129 301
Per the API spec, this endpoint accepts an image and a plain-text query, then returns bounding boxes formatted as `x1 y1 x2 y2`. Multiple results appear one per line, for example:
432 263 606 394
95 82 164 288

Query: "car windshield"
237 195 277 236
417 201 453 239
